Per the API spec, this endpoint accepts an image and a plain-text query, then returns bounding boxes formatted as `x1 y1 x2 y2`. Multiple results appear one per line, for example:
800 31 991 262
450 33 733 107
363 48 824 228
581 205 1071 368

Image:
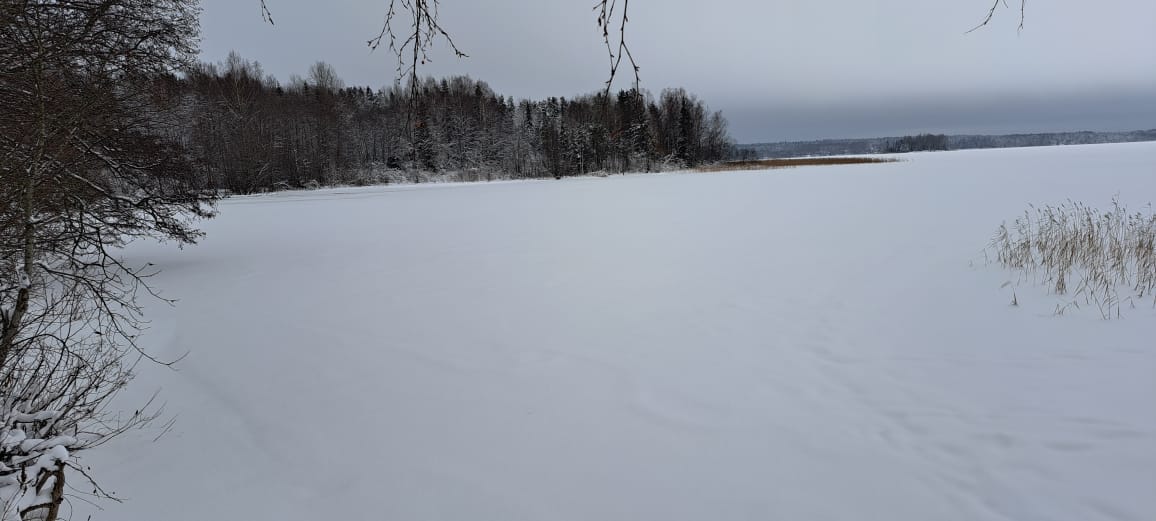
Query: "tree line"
171 53 735 193
741 129 1156 159
885 134 949 153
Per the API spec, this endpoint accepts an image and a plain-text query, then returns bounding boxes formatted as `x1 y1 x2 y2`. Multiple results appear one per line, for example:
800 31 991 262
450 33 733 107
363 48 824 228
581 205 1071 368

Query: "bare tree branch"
259 0 275 25
364 0 468 91
596 0 639 93
968 0 1026 33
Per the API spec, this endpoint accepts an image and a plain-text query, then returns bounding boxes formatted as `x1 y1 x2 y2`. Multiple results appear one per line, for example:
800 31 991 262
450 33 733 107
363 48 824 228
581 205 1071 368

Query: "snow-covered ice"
80 143 1154 521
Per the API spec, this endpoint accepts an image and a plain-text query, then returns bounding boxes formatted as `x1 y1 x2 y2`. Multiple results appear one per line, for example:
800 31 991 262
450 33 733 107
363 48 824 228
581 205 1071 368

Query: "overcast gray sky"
199 0 1156 143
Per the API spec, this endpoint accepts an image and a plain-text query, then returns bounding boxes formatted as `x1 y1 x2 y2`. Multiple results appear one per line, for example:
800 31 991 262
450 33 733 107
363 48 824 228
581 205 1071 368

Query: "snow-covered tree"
0 1 211 518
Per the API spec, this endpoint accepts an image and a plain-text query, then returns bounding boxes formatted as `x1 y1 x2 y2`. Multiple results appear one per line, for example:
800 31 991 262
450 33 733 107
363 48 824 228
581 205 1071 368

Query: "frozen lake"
84 142 1155 521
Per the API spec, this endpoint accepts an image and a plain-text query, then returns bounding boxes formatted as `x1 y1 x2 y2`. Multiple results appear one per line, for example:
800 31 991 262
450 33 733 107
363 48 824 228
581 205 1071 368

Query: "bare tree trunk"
19 462 65 521
0 43 43 373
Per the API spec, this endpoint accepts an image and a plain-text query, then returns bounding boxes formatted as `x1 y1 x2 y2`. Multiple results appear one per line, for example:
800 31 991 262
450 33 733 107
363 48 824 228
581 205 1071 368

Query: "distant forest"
161 53 735 193
885 134 949 153
740 129 1156 159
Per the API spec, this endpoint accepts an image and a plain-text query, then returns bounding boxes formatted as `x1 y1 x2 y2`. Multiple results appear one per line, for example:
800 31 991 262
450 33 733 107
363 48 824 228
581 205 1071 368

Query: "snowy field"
83 143 1154 521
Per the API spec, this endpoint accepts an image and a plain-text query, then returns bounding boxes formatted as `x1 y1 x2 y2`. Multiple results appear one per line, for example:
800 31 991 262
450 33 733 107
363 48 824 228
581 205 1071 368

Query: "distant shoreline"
739 129 1156 158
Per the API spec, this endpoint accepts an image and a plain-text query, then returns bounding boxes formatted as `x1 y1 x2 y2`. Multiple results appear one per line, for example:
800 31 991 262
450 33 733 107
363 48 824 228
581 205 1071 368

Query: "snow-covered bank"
81 142 1155 521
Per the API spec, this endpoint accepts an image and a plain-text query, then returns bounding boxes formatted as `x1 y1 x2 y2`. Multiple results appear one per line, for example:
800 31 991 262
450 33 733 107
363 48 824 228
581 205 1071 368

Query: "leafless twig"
365 0 468 92
596 0 640 92
259 0 274 25
968 0 1026 33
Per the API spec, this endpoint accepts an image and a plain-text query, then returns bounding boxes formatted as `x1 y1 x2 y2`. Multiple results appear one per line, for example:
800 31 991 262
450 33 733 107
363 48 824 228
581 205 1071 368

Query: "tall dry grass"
697 157 898 172
990 198 1156 319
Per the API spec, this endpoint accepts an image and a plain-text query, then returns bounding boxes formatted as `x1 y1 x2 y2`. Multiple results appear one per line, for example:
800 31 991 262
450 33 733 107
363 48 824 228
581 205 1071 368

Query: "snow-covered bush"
657 154 688 172
0 443 68 521
0 259 164 521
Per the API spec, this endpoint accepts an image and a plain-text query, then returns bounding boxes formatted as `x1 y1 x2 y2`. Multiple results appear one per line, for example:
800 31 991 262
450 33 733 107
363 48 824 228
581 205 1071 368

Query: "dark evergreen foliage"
885 134 949 153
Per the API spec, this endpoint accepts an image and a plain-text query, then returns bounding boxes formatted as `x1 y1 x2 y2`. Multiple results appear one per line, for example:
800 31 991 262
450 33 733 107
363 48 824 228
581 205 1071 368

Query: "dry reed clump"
989 198 1156 319
696 157 899 172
